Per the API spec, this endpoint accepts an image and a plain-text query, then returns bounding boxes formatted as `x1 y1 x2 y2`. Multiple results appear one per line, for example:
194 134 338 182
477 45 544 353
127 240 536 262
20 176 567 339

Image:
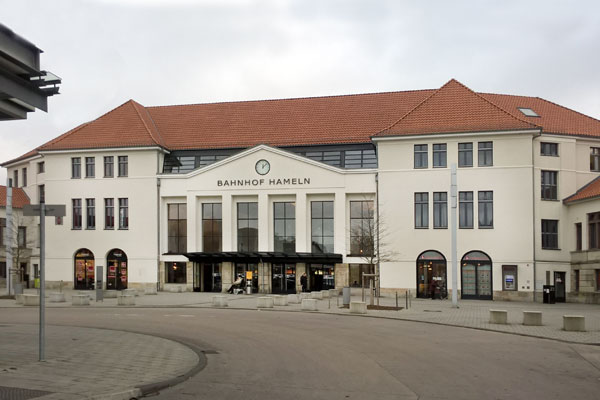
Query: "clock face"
255 159 270 175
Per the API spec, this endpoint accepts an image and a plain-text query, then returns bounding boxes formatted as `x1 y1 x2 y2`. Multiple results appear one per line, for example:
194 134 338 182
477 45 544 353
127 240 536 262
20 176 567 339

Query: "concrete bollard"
49 292 66 303
103 290 119 298
563 315 585 332
301 298 318 311
123 289 138 297
23 294 40 306
145 286 158 295
212 296 228 307
117 294 135 306
257 296 274 309
299 292 311 300
273 295 288 306
311 291 323 300
349 301 367 314
15 294 25 305
287 294 300 304
329 289 338 298
321 290 330 299
72 294 90 306
523 311 543 326
489 309 508 325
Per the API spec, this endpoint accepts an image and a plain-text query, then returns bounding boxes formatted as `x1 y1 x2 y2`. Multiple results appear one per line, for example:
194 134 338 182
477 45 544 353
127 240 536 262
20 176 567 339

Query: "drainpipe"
375 172 380 297
156 153 161 292
531 130 542 302
5 177 12 295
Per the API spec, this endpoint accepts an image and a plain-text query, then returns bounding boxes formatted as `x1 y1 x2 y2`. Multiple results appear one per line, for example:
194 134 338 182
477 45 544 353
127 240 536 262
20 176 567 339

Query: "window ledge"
542 248 561 251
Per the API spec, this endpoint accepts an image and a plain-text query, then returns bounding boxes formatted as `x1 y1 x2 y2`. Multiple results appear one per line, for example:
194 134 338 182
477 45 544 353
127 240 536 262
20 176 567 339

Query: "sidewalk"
1 288 599 344
0 324 200 400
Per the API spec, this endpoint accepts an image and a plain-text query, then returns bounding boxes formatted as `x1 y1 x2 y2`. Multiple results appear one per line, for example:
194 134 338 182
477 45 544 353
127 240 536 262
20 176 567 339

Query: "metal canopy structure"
183 251 343 264
0 24 61 120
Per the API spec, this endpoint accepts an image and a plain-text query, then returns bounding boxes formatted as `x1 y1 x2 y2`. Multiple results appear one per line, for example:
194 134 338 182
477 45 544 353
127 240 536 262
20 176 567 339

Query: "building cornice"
371 128 541 142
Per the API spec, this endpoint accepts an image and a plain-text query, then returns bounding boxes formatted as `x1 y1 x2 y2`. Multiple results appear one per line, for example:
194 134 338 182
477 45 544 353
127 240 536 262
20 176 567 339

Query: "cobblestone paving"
0 324 199 399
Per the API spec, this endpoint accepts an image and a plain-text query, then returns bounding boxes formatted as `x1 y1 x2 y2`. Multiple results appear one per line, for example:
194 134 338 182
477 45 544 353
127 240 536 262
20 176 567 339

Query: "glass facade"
349 200 374 256
237 202 258 252
274 202 295 253
311 201 334 253
168 203 187 253
202 203 222 252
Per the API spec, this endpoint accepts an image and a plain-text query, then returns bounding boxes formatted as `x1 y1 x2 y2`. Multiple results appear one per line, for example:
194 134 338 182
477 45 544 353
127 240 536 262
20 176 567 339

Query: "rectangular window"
39 185 45 204
118 198 129 229
85 157 95 178
541 219 559 249
414 192 429 228
591 147 600 171
349 200 374 256
165 261 186 284
574 270 580 292
168 203 187 253
104 198 114 229
311 201 334 253
274 202 296 253
433 192 448 228
478 191 493 228
478 142 493 167
238 202 258 252
86 198 95 229
104 156 114 178
433 144 447 168
118 156 128 177
22 168 27 187
458 143 473 167
541 170 558 200
37 161 44 174
588 212 600 250
459 192 474 228
541 142 559 156
414 144 428 169
576 223 582 251
502 265 518 291
202 203 222 252
305 151 342 168
72 199 82 229
71 157 81 179
13 170 18 187
343 149 378 169
596 270 600 291
17 226 26 248
0 218 4 246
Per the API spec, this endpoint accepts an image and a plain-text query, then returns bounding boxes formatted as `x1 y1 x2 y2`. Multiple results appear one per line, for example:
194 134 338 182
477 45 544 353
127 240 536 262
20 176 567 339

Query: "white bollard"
117 294 135 306
311 291 323 300
522 311 542 326
329 289 338 298
257 296 274 309
321 290 330 299
489 309 508 324
145 286 158 295
349 301 367 314
23 294 40 306
299 292 311 300
563 315 585 332
15 294 25 305
49 292 66 303
301 298 318 311
273 295 288 306
287 294 300 304
123 288 138 297
213 296 228 307
72 294 90 306
103 290 118 298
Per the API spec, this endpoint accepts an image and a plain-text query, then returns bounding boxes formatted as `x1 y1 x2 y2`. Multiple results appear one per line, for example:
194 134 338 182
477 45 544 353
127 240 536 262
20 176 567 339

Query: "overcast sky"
1 0 599 182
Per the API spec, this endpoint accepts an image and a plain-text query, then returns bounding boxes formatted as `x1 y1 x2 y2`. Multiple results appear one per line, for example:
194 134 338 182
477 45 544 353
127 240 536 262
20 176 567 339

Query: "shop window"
349 200 374 256
591 147 600 171
541 142 558 156
588 212 600 250
85 157 95 178
104 156 114 177
72 199 82 229
541 219 559 249
168 203 187 253
416 250 447 299
349 264 374 287
86 199 95 230
274 202 296 253
237 202 258 252
74 248 94 290
458 143 473 167
71 157 81 179
414 193 428 228
502 265 517 291
433 144 447 168
478 191 493 228
414 144 428 169
433 192 447 228
541 170 558 200
461 251 492 300
478 142 493 167
575 223 582 251
459 192 473 228
311 201 334 253
166 262 186 284
202 203 222 252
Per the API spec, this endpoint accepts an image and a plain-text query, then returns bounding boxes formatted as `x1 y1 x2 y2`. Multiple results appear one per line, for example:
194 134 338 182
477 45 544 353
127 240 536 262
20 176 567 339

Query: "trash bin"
543 285 555 304
342 287 351 306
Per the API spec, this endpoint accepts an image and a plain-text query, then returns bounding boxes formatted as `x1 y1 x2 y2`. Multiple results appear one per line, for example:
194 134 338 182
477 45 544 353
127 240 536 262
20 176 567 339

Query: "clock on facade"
255 159 270 175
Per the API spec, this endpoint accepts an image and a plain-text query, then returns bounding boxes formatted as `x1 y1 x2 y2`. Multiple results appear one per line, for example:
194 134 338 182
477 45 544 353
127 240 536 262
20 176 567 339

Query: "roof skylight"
518 107 539 117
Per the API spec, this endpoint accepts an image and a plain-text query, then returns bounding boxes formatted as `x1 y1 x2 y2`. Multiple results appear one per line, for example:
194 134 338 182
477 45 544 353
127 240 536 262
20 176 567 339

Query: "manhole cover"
0 386 52 400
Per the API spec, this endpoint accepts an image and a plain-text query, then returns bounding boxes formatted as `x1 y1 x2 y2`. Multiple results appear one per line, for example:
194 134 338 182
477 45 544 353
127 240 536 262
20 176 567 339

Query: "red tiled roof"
4 79 600 165
377 79 537 137
563 176 600 204
0 186 30 208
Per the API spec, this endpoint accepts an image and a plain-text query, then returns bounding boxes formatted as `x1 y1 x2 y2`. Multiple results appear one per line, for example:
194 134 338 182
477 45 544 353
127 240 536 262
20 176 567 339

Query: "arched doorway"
74 249 94 290
106 249 128 290
416 250 447 299
461 251 493 300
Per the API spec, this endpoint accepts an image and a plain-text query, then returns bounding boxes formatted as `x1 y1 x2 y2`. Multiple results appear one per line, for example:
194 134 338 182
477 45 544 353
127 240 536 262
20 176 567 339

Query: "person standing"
300 272 307 292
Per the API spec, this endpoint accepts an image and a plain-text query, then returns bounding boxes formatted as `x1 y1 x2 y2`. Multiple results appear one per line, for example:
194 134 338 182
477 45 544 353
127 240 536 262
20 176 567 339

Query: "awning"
182 251 343 264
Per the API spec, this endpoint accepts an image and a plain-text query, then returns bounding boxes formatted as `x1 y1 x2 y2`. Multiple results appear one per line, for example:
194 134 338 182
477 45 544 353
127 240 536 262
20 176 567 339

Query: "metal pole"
450 164 459 308
39 203 45 361
5 178 12 295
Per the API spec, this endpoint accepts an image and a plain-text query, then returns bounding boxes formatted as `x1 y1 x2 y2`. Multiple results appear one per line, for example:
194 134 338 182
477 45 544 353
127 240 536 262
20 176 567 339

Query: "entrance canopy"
183 251 342 264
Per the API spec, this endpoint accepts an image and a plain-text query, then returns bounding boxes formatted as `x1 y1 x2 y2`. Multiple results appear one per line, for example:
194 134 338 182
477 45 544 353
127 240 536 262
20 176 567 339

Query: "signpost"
96 265 103 302
23 204 66 362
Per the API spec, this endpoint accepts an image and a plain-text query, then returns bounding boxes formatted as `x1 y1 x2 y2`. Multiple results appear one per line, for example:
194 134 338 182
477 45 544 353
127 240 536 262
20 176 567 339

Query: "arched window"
461 251 493 300
74 248 94 290
416 250 447 299
106 249 128 290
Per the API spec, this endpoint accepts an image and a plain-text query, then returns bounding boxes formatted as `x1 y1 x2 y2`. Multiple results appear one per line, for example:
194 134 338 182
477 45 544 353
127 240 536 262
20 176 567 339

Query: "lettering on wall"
217 177 311 187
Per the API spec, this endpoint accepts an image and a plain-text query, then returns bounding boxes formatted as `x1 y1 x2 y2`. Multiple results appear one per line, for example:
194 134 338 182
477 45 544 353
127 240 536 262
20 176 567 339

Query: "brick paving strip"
0 324 200 400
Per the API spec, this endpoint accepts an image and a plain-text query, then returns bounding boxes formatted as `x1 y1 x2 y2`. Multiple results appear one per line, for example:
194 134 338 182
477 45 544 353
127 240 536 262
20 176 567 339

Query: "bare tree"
3 212 36 283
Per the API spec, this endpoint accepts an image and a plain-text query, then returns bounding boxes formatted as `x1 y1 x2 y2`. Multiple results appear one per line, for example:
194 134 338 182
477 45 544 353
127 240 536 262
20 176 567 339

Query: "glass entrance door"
416 251 447 299
461 251 493 300
74 249 95 290
106 249 127 290
193 263 221 292
308 264 335 291
554 271 566 302
235 263 258 292
272 263 296 294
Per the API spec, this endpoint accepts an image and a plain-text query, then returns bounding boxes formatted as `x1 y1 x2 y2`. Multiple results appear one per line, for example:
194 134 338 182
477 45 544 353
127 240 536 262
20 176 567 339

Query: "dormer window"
518 107 539 117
